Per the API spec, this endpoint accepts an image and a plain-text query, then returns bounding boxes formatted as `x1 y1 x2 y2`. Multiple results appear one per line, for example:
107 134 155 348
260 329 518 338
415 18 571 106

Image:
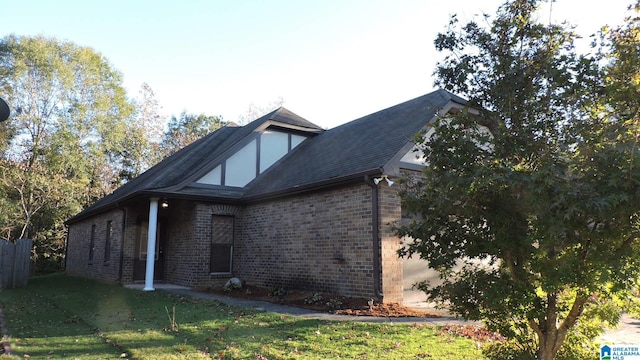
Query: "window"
210 215 234 273
291 133 306 148
225 140 257 187
89 224 96 261
260 130 289 172
197 164 222 185
196 129 309 187
104 220 112 261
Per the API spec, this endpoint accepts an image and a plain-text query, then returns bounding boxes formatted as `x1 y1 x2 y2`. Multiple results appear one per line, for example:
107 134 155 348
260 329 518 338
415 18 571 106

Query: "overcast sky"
3 0 633 128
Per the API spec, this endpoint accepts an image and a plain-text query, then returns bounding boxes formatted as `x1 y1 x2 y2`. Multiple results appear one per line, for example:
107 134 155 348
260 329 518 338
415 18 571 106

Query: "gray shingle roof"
67 89 465 223
244 89 464 198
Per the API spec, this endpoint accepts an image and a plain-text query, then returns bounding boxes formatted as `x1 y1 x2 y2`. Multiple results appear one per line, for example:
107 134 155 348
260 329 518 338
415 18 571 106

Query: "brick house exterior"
65 89 467 304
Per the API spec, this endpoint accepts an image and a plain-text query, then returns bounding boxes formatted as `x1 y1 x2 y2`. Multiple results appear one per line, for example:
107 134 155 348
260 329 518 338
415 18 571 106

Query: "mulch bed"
204 284 440 318
204 285 504 342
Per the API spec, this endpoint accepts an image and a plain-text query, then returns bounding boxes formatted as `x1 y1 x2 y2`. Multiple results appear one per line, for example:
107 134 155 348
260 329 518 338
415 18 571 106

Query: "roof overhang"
257 120 324 135
64 188 246 225
241 168 384 203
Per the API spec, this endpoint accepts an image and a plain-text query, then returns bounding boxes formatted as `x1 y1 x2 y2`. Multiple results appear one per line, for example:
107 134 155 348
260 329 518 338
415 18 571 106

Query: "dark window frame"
210 215 234 274
104 220 112 262
89 224 96 262
217 129 308 187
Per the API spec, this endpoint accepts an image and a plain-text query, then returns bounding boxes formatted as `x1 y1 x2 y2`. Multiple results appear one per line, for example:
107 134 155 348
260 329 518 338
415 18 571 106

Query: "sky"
3 0 633 129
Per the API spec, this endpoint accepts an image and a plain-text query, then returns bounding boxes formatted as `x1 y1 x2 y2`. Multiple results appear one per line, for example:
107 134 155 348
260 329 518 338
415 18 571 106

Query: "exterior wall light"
373 175 394 186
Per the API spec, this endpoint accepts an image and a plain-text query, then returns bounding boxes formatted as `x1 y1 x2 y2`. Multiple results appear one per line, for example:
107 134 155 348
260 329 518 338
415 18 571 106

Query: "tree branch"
559 294 587 333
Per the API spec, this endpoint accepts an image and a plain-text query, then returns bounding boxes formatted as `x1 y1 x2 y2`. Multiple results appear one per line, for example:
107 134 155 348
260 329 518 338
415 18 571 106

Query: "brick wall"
177 182 405 303
66 180 408 303
66 208 124 283
162 200 196 286
238 182 388 300
119 206 140 284
163 201 242 289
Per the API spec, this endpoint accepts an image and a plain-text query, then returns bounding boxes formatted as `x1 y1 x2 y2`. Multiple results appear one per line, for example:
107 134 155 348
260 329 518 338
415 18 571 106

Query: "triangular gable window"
226 139 257 187
399 124 493 169
196 129 307 187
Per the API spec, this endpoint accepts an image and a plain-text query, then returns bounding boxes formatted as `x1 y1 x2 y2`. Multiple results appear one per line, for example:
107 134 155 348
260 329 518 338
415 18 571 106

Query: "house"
65 89 468 304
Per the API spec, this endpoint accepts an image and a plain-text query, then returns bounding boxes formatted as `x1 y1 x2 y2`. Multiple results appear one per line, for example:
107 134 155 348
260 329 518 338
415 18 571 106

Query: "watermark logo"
601 344 640 360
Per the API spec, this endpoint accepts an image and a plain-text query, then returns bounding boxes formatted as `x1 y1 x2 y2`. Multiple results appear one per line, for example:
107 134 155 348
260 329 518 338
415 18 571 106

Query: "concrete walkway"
599 313 640 345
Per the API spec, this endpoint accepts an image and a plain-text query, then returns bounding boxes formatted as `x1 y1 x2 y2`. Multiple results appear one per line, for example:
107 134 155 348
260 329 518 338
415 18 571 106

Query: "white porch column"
143 197 159 291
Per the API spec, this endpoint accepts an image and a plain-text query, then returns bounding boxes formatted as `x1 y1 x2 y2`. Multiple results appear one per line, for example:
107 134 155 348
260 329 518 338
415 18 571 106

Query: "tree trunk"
534 293 588 360
538 332 564 360
536 294 564 360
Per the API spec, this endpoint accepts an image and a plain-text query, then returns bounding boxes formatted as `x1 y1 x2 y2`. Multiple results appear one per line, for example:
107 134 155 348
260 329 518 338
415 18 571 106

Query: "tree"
119 83 166 181
604 2 640 122
0 35 135 271
161 112 225 157
395 1 640 359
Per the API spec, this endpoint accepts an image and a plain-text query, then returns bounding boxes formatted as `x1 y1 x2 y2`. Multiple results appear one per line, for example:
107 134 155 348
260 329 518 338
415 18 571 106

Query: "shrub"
304 293 323 304
268 287 287 297
326 298 343 310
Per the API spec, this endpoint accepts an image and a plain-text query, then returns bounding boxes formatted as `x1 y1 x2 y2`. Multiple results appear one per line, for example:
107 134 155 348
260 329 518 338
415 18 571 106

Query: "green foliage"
396 1 640 359
482 339 537 360
304 292 324 304
118 83 166 181
0 34 227 274
0 34 136 271
268 286 287 297
481 290 617 360
0 35 230 274
601 1 640 121
325 298 343 310
0 274 485 359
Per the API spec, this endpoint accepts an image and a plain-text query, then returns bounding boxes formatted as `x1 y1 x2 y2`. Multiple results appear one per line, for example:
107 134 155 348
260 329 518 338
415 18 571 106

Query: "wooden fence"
0 239 31 289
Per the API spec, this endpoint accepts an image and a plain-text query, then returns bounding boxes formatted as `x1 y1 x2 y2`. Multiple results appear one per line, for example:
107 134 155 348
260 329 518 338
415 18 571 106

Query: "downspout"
364 175 384 300
117 206 127 282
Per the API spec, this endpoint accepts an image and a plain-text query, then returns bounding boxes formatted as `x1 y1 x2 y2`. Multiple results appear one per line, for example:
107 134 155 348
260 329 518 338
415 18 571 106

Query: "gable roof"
67 89 466 224
67 108 323 223
244 89 466 199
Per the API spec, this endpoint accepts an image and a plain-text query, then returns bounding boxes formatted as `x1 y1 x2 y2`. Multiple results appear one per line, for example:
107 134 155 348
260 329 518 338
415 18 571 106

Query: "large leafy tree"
119 83 166 181
0 35 136 271
396 1 640 359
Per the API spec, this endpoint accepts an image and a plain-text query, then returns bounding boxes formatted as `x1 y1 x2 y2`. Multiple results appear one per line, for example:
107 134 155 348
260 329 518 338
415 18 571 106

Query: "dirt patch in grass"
205 284 440 318
440 324 504 342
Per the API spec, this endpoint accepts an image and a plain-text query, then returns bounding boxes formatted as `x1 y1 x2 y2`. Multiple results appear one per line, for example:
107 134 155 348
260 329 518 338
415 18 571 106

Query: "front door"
133 219 166 281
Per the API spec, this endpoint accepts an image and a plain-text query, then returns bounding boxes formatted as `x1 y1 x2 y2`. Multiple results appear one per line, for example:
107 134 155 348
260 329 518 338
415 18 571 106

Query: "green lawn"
0 274 485 359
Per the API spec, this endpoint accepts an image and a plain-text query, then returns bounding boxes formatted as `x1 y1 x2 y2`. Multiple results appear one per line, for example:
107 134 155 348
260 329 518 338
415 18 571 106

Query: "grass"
0 274 486 359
